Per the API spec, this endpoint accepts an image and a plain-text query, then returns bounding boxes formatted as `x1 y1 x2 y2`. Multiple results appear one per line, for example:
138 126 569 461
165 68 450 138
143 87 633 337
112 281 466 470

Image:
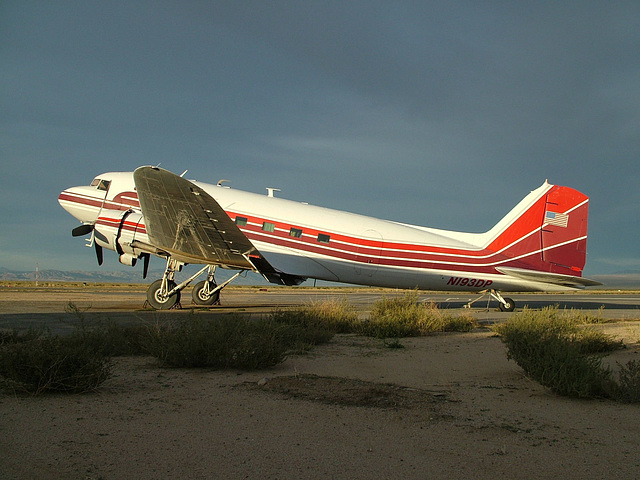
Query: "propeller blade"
142 253 150 279
95 243 103 266
72 224 94 237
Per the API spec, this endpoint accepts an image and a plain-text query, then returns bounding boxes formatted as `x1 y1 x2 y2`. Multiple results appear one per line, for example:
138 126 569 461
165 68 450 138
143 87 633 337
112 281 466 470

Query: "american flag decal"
545 211 569 227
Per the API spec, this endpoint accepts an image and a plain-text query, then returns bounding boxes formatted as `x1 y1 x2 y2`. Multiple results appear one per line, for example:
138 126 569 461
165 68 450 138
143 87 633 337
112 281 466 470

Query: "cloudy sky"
1 1 639 278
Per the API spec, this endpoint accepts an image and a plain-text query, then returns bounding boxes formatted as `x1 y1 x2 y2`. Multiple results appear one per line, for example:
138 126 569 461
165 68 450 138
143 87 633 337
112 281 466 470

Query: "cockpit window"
91 178 111 191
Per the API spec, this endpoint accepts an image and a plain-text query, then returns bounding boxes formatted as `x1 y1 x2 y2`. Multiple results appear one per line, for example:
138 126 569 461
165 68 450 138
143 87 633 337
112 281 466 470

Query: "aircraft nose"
58 186 103 223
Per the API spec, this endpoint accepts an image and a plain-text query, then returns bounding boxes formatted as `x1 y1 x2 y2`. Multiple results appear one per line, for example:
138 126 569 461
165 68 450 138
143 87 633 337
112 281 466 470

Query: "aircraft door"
354 229 383 277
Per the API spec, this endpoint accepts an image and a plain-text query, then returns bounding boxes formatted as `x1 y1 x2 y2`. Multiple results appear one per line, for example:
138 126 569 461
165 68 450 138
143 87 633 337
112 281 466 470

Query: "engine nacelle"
94 208 149 263
119 253 138 266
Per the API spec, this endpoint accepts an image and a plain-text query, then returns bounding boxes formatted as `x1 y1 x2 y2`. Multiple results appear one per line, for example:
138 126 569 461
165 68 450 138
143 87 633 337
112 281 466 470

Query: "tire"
499 297 515 312
147 279 180 310
192 280 220 306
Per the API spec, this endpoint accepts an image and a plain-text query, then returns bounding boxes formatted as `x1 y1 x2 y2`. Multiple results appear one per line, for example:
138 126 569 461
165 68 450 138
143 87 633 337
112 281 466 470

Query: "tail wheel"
499 297 515 312
147 279 180 310
192 280 220 305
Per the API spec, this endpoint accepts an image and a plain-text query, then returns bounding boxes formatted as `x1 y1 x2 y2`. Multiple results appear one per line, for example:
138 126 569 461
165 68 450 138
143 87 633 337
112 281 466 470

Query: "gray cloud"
1 1 639 274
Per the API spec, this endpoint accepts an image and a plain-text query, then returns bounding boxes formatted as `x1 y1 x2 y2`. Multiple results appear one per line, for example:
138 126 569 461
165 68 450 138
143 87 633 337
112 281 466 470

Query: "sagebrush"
0 330 111 395
144 309 340 369
493 306 637 400
361 293 477 338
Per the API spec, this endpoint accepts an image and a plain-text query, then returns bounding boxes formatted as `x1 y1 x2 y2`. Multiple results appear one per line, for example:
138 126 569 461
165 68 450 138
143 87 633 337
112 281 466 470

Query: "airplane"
58 166 600 311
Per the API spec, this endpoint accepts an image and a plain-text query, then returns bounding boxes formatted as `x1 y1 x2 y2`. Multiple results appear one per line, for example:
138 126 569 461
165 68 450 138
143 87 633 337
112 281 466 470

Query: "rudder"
540 185 589 275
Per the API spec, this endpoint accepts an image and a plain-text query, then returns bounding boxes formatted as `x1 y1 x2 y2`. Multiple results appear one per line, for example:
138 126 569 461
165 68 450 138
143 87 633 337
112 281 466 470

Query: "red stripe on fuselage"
96 217 147 235
113 191 139 208
229 211 520 263
60 191 140 212
63 187 585 277
240 228 555 274
59 192 104 209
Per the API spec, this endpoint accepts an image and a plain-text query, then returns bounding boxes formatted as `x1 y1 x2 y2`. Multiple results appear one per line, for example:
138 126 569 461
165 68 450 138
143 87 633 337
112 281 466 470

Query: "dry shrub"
611 360 640 403
0 331 111 395
362 293 477 338
144 315 289 369
272 298 359 334
144 306 343 369
493 306 625 399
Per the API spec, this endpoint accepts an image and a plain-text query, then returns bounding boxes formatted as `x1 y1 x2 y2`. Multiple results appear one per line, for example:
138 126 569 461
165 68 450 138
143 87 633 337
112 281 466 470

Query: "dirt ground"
1 323 640 479
1 285 640 479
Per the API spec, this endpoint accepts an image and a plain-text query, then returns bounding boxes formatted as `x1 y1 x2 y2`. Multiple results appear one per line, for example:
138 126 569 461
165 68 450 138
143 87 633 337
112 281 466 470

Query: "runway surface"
1 284 639 334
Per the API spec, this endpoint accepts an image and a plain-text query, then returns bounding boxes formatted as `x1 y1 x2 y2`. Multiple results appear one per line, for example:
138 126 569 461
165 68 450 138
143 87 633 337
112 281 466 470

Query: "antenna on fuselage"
179 170 188 178
266 188 281 197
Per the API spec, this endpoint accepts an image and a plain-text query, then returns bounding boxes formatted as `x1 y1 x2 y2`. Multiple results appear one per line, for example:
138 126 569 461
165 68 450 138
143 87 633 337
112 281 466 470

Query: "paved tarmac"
1 284 639 334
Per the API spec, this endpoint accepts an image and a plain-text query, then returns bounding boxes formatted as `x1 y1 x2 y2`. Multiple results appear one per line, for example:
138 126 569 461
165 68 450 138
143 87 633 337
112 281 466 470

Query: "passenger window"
235 216 248 226
289 227 303 238
317 233 330 244
262 222 275 232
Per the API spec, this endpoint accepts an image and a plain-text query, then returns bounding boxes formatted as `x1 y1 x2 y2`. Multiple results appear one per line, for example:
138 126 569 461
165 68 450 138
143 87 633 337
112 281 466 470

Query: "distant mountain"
0 266 270 285
0 267 156 283
590 273 640 289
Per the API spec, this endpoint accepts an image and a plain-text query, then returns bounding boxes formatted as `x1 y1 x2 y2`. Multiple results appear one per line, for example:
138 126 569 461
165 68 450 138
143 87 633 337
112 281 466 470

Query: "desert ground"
1 284 639 479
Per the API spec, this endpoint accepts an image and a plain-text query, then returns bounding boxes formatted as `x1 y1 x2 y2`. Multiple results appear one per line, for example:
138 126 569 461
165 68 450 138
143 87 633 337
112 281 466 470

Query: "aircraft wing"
496 266 602 289
133 166 259 268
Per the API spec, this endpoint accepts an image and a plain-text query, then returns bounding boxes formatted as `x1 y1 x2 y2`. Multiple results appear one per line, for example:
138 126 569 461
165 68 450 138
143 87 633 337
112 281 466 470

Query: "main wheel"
147 279 181 310
498 297 515 312
192 280 220 306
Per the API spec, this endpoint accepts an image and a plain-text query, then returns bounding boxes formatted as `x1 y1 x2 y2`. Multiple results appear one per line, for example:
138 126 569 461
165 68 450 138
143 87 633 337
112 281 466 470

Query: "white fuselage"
58 171 584 292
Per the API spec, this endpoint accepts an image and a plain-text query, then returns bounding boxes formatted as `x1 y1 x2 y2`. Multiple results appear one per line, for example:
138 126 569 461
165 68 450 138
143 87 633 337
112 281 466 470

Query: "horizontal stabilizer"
496 266 602 289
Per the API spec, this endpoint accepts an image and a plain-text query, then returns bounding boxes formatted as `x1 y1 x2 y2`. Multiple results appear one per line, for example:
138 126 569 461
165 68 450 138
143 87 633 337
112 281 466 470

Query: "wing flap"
133 166 258 268
496 266 602 289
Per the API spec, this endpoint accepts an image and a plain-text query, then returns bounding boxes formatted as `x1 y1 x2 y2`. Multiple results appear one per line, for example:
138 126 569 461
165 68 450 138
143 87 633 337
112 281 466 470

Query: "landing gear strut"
146 258 181 310
192 266 220 306
465 289 516 312
145 260 244 310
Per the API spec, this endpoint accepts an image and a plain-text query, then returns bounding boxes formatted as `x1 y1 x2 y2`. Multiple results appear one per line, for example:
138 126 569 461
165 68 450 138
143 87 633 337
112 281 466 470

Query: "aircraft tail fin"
481 181 592 281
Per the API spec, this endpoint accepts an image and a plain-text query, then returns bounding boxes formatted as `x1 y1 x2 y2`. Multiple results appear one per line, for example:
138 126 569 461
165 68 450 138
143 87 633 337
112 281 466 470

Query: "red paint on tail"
488 184 589 278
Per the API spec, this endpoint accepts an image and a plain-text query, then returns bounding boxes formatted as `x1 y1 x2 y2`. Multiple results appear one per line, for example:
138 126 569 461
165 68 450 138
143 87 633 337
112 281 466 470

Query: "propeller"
72 224 94 237
95 242 103 266
142 253 150 279
71 223 103 265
